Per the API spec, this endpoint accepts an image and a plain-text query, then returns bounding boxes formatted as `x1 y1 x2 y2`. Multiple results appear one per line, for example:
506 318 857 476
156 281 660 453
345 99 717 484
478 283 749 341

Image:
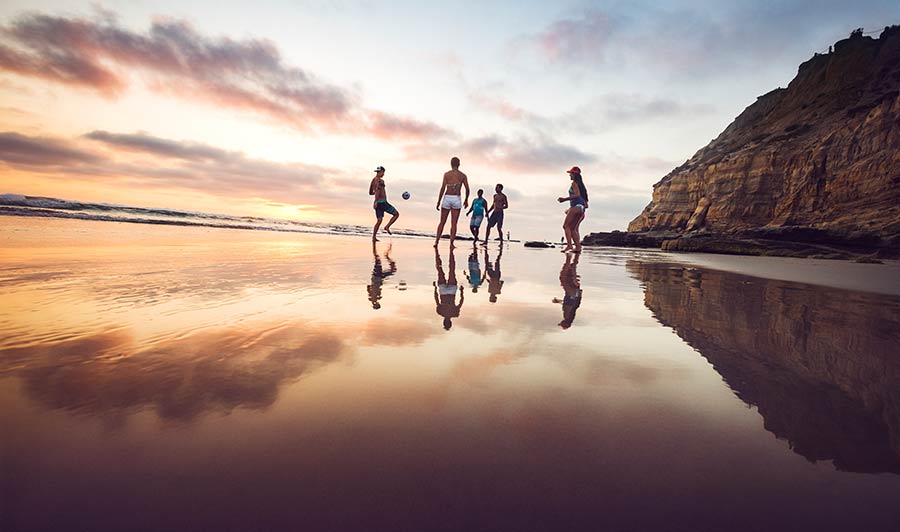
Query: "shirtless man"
369 165 399 242
483 183 509 245
434 156 470 248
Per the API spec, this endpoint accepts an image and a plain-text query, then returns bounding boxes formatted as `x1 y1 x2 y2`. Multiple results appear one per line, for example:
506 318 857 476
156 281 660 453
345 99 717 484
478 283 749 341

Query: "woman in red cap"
557 166 588 253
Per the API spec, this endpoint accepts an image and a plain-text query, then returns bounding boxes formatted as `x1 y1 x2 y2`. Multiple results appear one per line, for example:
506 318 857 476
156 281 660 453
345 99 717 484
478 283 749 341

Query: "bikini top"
569 185 584 207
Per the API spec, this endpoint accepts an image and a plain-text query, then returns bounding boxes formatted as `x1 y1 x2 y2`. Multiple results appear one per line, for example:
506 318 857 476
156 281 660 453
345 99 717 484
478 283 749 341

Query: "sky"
0 0 898 240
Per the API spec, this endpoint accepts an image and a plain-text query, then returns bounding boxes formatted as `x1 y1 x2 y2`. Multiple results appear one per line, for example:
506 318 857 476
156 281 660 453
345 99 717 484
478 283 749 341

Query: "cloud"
534 9 622 64
0 11 448 142
0 130 336 204
405 133 597 173
0 131 102 166
468 91 541 123
477 92 714 135
364 111 455 140
521 2 900 78
84 130 234 161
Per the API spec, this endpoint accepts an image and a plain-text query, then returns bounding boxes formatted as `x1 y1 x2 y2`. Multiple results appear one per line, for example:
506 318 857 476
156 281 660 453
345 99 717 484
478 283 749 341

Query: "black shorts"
488 210 504 228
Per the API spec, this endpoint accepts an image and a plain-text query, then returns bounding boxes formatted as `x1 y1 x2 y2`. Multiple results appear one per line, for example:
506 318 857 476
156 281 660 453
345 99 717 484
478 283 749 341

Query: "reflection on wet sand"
367 242 397 309
485 246 503 303
0 323 350 423
434 247 463 330
628 261 900 473
553 253 582 329
464 250 485 293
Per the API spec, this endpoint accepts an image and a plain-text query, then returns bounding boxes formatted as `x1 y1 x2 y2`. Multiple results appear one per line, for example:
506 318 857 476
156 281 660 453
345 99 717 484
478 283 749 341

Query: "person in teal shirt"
466 189 488 244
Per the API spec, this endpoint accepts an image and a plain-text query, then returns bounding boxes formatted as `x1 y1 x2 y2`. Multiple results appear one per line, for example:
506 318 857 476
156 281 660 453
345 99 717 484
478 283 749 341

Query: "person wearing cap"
434 156 470 248
369 165 399 242
557 166 589 253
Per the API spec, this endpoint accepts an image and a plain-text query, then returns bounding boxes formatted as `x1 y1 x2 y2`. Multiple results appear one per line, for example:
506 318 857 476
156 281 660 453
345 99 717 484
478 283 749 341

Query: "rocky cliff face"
628 261 900 472
628 27 900 249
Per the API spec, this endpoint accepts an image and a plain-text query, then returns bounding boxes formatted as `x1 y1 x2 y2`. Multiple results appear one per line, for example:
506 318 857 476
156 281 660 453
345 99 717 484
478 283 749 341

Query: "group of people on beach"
369 157 589 253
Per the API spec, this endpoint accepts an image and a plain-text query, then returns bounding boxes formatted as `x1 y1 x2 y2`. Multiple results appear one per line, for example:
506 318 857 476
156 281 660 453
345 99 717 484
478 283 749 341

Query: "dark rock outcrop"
628 261 900 472
586 27 900 258
581 230 677 248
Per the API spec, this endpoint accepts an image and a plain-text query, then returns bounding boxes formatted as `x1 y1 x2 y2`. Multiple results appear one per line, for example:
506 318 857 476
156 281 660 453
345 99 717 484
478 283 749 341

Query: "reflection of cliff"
0 324 349 422
628 261 900 474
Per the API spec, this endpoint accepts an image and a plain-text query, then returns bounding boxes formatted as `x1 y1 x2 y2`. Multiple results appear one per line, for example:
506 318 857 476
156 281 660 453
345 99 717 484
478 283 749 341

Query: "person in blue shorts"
369 165 399 242
466 189 488 244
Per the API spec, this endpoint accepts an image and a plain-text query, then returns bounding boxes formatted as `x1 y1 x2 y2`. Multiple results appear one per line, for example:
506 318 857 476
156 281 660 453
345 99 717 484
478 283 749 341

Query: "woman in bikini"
557 166 589 253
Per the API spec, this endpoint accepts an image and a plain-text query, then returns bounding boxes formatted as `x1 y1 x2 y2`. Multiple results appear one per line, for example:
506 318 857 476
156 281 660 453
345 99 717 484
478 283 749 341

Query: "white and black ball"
402 191 411 200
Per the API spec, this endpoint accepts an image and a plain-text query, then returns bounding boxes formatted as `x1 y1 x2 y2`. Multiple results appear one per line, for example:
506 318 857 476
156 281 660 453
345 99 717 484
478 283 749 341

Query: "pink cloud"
0 11 449 141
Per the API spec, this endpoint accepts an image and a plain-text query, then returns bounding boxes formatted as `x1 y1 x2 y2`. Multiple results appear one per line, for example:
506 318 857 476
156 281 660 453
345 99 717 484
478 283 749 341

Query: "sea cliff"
586 26 900 260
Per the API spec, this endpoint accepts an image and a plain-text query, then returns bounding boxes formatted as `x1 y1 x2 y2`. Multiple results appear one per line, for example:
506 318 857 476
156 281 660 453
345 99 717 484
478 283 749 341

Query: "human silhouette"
553 252 582 328
367 242 397 309
464 250 485 293
485 246 504 303
558 166 588 253
434 156 470 248
369 165 399 242
434 247 464 329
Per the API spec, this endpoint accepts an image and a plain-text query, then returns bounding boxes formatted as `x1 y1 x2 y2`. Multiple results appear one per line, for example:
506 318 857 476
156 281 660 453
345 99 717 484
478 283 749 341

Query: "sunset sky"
1 0 897 239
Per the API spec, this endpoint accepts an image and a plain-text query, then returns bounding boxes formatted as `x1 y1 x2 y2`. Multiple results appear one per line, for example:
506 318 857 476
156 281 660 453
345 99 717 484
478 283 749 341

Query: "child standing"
466 189 488 244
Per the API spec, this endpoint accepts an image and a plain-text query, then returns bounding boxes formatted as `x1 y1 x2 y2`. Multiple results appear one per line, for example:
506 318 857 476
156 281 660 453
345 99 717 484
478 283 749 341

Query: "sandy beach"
2 216 900 531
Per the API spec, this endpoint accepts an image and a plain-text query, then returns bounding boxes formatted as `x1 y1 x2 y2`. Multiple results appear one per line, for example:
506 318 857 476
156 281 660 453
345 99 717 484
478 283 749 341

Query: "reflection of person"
557 166 589 253
434 156 470 249
553 252 582 328
464 250 485 293
367 242 397 310
434 247 464 329
369 165 399 242
484 183 509 245
485 246 504 303
466 189 488 244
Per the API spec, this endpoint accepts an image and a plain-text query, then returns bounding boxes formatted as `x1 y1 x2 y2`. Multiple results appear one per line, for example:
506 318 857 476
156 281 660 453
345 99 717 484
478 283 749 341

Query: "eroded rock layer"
628 27 900 246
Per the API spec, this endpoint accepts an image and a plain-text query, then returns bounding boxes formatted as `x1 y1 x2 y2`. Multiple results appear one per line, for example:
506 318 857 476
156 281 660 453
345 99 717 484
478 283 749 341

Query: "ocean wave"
0 194 432 239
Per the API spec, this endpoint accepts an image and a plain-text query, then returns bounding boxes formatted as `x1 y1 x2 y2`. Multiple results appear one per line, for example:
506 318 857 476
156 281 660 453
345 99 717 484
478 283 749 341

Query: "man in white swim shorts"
434 156 470 248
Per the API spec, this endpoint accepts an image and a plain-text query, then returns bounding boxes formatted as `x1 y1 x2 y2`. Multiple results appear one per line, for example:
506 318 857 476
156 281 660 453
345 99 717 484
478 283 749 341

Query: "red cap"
567 166 581 174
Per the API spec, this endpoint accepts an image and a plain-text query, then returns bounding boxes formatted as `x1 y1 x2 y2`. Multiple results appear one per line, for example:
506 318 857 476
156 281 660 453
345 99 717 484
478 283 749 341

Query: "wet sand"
2 217 900 532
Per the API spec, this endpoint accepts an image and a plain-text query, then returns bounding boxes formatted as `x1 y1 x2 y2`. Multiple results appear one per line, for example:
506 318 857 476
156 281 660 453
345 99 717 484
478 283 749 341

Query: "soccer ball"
402 191 411 200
